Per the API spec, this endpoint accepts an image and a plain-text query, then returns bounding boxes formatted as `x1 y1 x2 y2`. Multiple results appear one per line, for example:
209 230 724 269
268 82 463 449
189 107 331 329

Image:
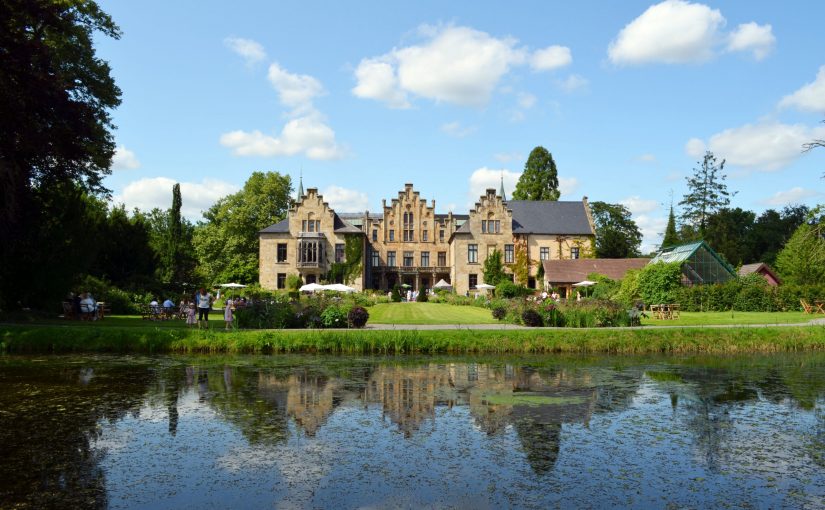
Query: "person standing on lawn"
224 297 234 330
195 288 213 329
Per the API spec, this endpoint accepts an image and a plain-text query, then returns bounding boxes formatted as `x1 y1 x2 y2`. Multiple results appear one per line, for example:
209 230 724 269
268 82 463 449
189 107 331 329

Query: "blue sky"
97 0 825 251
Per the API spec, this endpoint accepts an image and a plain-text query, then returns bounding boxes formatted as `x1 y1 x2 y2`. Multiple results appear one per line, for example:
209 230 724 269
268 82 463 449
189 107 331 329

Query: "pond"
0 353 823 508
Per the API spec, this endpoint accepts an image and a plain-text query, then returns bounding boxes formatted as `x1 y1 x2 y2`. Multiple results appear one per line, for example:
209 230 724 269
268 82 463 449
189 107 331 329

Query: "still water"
0 353 823 509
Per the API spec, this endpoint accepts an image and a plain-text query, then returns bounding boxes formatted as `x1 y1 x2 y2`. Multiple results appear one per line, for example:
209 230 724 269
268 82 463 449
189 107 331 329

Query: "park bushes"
234 294 372 329
674 277 825 312
493 298 632 328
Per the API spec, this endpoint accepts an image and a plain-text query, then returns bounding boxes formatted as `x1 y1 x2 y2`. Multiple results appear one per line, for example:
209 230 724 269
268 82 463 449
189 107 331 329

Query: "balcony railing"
373 266 450 273
297 260 322 268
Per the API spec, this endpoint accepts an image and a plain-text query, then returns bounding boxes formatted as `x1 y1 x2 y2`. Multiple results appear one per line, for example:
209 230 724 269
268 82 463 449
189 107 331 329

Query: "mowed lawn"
368 303 498 324
641 311 815 326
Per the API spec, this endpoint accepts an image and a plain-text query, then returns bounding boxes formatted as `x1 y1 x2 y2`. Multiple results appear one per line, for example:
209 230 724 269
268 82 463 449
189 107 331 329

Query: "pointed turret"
499 172 507 202
296 171 304 202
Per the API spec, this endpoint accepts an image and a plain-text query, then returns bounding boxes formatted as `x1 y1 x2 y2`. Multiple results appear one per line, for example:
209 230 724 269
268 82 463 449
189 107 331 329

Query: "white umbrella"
323 283 356 293
433 279 452 289
299 283 326 293
476 283 497 290
572 280 597 287
218 283 247 288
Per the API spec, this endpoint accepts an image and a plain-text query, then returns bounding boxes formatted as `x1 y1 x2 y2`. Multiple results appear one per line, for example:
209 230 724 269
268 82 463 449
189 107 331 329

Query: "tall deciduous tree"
590 201 642 258
193 172 292 284
704 208 756 266
662 205 679 248
0 0 121 308
775 208 825 285
679 151 733 237
512 146 560 201
751 206 809 265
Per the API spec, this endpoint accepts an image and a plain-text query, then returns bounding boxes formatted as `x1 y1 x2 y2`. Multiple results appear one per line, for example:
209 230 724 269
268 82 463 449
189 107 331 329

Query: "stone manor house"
259 182 596 295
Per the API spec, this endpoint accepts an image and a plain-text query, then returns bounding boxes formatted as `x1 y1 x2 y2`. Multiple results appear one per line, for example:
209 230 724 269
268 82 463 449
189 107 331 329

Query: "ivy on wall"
327 235 363 284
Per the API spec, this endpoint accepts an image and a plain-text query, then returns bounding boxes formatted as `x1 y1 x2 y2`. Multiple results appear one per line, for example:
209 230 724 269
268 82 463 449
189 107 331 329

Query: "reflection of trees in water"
0 361 152 509
512 419 562 475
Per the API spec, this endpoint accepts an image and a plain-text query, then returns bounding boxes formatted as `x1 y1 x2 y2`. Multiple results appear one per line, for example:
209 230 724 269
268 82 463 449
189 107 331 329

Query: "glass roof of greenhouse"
649 240 736 285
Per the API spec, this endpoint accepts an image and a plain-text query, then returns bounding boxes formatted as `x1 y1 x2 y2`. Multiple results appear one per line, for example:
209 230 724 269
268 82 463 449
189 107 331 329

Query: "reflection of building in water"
362 365 456 437
258 370 342 437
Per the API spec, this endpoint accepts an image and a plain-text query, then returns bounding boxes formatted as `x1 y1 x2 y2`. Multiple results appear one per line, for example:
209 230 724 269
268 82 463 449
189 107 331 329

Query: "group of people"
188 288 239 330
67 291 99 320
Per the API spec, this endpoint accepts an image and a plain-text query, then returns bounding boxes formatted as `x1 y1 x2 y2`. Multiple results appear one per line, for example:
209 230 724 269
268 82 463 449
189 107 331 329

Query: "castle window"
387 251 396 266
504 244 514 264
540 247 549 260
571 247 580 259
468 244 478 263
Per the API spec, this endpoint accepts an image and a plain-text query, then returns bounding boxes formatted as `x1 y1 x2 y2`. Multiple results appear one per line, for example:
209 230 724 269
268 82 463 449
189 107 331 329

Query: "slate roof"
507 201 594 235
739 262 782 284
542 258 651 283
259 218 289 233
333 214 363 234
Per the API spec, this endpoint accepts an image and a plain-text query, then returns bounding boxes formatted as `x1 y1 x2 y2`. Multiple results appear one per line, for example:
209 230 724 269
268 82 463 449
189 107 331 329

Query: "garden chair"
800 299 814 314
670 304 680 320
61 301 75 320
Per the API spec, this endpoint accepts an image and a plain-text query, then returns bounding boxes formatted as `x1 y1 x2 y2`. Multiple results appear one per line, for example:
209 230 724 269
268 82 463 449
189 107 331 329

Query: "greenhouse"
649 240 736 285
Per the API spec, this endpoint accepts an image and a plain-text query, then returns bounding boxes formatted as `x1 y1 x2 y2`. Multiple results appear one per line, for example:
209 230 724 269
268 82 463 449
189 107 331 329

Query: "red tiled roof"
738 262 782 284
542 258 650 283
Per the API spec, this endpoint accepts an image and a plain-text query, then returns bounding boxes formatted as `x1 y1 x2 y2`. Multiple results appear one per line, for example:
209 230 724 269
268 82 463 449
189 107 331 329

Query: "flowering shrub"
491 306 507 320
348 306 369 328
521 309 543 327
320 305 348 328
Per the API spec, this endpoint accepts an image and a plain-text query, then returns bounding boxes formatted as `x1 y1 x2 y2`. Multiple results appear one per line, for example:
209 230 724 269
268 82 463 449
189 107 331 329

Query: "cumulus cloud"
468 167 521 204
351 57 410 108
726 22 775 60
321 185 369 212
779 65 825 113
440 121 477 138
559 177 579 197
620 196 659 215
608 1 774 65
690 121 825 171
267 63 325 112
530 45 572 71
114 177 239 220
220 113 345 160
608 0 724 65
224 37 267 65
111 145 140 170
635 214 669 253
685 137 706 158
221 63 345 160
353 25 570 107
761 187 822 206
557 74 588 92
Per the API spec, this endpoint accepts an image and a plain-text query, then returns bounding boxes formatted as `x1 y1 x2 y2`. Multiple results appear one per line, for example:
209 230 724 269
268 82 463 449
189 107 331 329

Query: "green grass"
641 311 813 326
1 323 824 355
368 302 498 324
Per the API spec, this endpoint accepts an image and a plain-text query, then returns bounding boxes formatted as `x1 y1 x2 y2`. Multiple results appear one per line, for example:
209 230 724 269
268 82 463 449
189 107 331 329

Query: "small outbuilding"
738 262 782 286
542 258 650 298
649 240 736 285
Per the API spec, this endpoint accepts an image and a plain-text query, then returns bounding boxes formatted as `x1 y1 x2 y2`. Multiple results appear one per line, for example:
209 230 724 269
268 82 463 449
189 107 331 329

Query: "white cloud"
636 154 657 163
530 45 572 71
114 177 239 220
779 65 825 113
517 92 536 109
620 196 659 215
351 57 410 109
321 185 369 212
468 167 521 204
635 214 669 253
224 37 267 65
353 25 533 107
559 177 579 198
267 63 324 112
685 137 706 158
608 0 725 65
220 113 345 160
693 121 825 171
493 152 522 163
222 62 345 160
557 74 588 92
508 109 526 123
440 121 477 138
726 22 775 60
761 187 822 206
112 145 140 170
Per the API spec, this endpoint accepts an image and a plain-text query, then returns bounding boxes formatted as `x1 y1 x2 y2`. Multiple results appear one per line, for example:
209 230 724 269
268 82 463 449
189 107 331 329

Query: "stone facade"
259 183 596 295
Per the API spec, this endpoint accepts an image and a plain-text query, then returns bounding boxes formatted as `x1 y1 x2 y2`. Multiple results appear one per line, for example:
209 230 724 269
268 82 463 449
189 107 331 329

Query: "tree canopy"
662 205 679 248
0 0 121 308
482 249 506 286
193 172 293 284
590 201 642 258
775 208 825 286
512 146 560 201
678 151 733 237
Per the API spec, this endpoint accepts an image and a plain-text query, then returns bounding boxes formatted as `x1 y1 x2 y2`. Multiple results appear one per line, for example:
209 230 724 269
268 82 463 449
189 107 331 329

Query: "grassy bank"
2 323 824 355
369 303 498 324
